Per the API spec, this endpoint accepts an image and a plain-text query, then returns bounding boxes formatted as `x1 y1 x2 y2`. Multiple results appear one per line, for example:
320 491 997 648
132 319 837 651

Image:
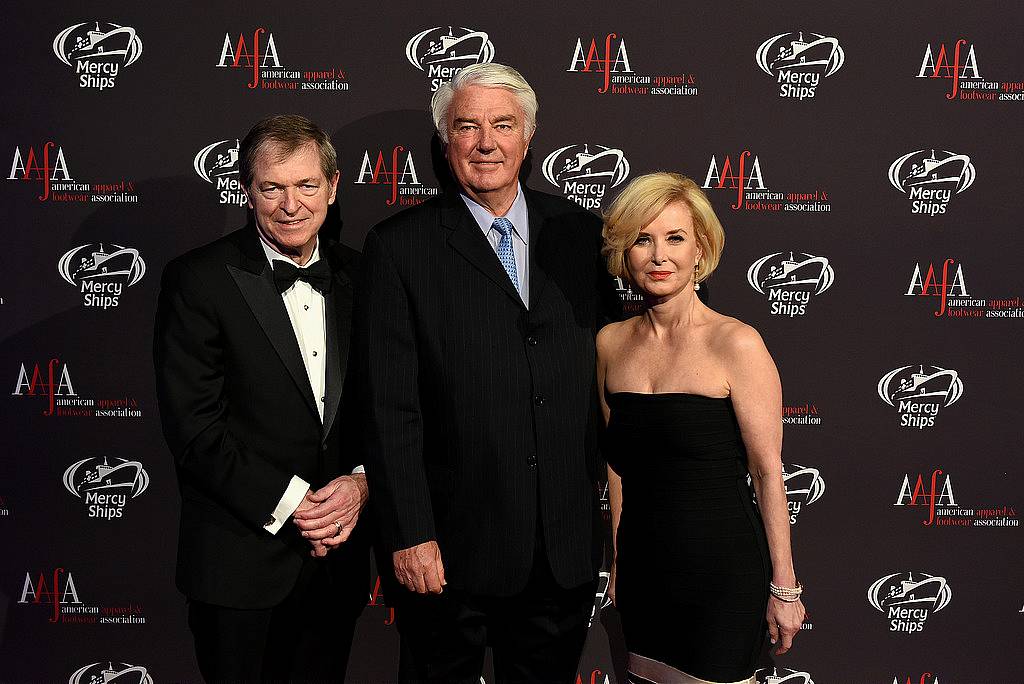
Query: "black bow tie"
273 259 332 294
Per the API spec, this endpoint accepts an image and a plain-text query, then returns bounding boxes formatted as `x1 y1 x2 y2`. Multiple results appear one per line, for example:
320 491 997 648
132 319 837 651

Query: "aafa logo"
9 143 72 202
217 28 282 88
888 149 975 216
567 33 632 93
354 146 437 207
63 456 150 519
917 40 981 99
906 259 969 317
194 139 246 206
69 662 153 684
895 469 956 526
53 22 142 89
702 151 766 209
754 667 815 684
58 243 146 309
542 144 630 210
892 675 940 684
747 252 834 317
877 365 963 429
755 31 844 99
868 571 951 632
18 568 81 623
12 359 75 416
406 26 494 91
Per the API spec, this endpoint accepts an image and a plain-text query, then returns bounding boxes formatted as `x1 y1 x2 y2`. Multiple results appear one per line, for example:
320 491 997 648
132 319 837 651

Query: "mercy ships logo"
888 149 975 216
868 571 952 633
755 31 844 99
406 26 495 91
194 139 247 206
747 252 834 316
750 463 825 525
53 22 142 89
63 456 150 519
541 143 630 210
755 668 815 684
877 365 963 429
69 662 153 684
58 243 146 309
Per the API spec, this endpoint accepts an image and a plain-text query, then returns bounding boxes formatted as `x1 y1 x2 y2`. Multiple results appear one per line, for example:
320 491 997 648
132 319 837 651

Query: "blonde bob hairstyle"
602 172 725 287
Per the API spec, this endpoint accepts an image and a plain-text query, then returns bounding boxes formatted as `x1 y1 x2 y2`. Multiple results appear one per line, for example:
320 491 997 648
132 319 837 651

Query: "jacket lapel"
226 229 319 416
320 253 352 443
524 188 550 306
442 192 526 308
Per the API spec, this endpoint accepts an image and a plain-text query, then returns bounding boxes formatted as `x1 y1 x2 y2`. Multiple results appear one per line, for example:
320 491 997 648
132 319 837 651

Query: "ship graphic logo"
747 252 834 295
406 26 494 71
755 667 814 684
783 464 826 506
53 22 143 68
69 661 153 684
868 571 952 613
888 149 976 196
588 570 613 628
63 456 149 499
877 365 963 408
542 144 631 189
755 31 844 78
58 243 146 289
194 139 240 183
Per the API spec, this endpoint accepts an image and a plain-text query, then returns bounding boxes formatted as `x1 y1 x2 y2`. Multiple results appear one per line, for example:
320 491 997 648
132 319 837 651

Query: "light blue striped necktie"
491 217 520 292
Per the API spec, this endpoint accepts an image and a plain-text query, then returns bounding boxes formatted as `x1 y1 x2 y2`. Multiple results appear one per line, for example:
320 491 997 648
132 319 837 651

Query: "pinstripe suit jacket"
357 187 619 595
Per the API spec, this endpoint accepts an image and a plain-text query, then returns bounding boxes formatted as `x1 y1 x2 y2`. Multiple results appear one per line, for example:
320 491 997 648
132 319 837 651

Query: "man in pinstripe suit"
357 63 620 683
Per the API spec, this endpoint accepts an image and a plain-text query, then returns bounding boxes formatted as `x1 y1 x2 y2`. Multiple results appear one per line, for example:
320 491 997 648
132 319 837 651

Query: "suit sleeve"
355 229 436 553
154 258 296 529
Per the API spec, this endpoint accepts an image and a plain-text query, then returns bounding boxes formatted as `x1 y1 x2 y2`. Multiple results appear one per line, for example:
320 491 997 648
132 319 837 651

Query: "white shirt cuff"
350 464 365 474
263 475 310 535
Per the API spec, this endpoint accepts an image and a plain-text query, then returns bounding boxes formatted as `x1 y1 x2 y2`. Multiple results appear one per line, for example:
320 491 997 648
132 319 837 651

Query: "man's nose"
280 188 301 213
476 126 497 152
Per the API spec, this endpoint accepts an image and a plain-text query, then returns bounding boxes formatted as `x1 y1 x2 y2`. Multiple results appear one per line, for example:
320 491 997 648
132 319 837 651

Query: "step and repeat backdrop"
3 2 1022 683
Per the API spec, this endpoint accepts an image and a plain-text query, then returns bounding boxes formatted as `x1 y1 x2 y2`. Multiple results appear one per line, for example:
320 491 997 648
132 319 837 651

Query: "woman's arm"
724 322 805 655
597 324 622 605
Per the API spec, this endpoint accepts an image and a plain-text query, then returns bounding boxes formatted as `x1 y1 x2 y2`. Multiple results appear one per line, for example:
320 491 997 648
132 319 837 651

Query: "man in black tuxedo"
154 115 367 682
357 63 619 683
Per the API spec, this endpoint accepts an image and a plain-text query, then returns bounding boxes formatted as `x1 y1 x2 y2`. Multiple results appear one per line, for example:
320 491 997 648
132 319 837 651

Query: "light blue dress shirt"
460 184 530 308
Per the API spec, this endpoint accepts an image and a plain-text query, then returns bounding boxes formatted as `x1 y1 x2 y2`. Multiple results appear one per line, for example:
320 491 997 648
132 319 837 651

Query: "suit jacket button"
527 454 538 468
526 335 538 346
321 443 328 452
533 394 545 406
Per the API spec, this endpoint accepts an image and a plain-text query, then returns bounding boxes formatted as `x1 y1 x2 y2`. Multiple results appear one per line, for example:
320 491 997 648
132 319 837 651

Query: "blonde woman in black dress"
598 173 805 683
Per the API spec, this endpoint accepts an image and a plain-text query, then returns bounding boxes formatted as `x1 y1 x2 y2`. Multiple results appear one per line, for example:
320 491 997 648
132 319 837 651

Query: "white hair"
430 62 538 143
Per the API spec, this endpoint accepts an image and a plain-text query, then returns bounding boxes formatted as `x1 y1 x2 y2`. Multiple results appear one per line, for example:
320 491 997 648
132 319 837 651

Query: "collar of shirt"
258 232 321 271
460 183 529 247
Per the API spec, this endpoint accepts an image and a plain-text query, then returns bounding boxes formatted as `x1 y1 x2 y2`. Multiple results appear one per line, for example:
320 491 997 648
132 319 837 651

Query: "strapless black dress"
606 392 770 682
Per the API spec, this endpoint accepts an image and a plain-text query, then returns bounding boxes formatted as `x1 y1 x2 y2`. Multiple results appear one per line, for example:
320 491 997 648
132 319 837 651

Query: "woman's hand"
766 596 805 655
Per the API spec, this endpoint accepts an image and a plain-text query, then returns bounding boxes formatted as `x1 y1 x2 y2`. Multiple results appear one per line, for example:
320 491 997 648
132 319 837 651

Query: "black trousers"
187 559 361 683
395 541 597 684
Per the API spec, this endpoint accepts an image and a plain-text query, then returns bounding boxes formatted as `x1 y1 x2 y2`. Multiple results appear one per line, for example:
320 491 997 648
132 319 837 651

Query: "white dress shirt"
460 184 530 308
258 235 363 535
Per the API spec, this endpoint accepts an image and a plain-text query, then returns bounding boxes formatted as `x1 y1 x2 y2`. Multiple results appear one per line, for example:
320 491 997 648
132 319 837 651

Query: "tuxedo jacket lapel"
226 230 319 416
321 258 352 443
442 192 525 308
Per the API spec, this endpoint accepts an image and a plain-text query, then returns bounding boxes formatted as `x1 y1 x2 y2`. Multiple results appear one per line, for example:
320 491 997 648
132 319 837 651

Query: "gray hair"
430 63 538 143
